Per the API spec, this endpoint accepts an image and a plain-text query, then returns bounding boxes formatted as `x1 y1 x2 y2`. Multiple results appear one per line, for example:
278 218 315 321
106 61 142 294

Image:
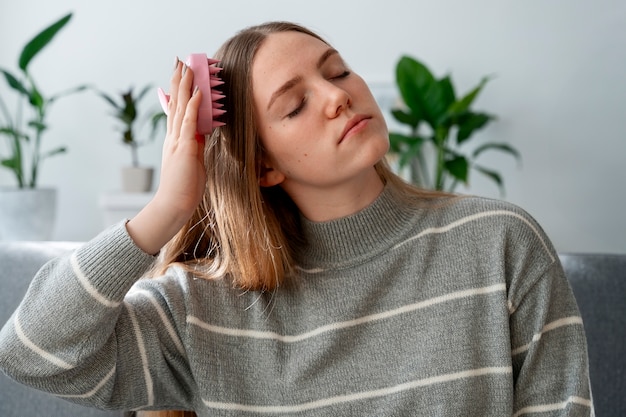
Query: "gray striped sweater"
0 186 593 416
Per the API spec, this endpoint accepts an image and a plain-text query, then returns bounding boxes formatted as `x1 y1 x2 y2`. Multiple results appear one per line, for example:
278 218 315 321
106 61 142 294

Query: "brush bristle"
206 57 226 132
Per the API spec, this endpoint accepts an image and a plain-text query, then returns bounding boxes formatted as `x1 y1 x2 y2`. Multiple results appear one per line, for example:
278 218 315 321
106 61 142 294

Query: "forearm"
0 222 156 404
125 61 207 257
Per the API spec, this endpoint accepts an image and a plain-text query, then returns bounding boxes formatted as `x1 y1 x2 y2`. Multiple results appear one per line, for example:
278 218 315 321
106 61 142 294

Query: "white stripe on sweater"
125 303 154 406
511 316 584 355
58 366 116 398
203 366 512 413
393 210 555 263
127 289 186 356
512 395 592 417
13 311 73 369
188 284 506 342
70 253 120 308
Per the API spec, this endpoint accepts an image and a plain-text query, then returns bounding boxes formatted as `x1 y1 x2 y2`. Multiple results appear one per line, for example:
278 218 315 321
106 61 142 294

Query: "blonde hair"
154 22 447 291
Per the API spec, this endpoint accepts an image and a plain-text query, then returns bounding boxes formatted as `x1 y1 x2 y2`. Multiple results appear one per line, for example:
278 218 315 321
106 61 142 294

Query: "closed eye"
287 98 306 119
285 71 349 119
332 70 351 80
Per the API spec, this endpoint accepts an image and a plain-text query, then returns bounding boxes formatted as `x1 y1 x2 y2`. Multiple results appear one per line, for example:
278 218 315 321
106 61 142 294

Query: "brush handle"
186 54 222 135
158 54 225 135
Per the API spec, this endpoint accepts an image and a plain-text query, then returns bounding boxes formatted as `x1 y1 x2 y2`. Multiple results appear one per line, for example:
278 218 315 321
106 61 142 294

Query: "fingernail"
173 56 180 70
193 85 200 95
182 64 187 76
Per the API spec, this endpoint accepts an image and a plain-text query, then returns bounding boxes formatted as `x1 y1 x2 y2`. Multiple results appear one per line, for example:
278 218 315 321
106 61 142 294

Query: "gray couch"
1 242 624 416
559 253 626 417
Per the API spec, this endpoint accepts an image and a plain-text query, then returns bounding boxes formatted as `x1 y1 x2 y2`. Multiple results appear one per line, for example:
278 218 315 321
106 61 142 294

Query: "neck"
283 168 384 222
294 180 421 270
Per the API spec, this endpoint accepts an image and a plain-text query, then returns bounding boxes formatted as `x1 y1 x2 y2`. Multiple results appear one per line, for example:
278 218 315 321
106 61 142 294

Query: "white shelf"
99 192 153 227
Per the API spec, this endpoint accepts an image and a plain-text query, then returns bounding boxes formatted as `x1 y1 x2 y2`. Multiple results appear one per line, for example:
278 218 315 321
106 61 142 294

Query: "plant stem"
29 103 45 188
131 142 139 167
29 129 40 188
416 151 430 189
0 96 24 187
434 141 445 191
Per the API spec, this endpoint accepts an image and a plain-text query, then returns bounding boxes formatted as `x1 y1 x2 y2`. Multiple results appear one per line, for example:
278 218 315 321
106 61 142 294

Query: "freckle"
304 153 308 157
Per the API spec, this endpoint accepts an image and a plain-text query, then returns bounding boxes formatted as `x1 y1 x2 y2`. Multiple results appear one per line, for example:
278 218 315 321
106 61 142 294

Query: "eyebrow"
266 47 340 111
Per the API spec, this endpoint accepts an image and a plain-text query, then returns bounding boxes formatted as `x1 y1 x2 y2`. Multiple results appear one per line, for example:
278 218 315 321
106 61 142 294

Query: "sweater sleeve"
0 222 195 411
506 226 593 416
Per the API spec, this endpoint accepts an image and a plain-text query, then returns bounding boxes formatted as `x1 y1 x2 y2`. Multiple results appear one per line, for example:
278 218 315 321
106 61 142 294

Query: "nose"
322 82 351 118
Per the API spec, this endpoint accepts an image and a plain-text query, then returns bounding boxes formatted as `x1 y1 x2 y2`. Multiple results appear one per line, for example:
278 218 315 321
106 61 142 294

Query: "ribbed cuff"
74 220 157 301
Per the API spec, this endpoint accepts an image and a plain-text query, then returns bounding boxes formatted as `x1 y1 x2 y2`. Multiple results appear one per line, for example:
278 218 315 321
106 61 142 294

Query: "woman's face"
252 31 389 198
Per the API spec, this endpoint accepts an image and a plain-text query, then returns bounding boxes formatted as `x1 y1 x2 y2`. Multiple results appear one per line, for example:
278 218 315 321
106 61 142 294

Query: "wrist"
126 197 192 255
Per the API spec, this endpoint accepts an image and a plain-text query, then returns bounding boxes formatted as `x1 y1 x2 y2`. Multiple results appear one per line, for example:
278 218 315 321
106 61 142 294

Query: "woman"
0 22 593 416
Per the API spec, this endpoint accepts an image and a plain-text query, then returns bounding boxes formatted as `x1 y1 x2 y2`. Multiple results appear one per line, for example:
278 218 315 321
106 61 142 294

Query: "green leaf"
135 84 153 103
473 164 505 196
389 132 425 168
49 84 89 103
444 156 469 183
149 111 167 139
97 90 121 109
41 146 67 159
395 57 458 129
19 13 73 72
27 120 46 133
1 156 19 170
388 132 405 153
432 75 456 124
123 129 133 144
398 139 425 168
472 142 521 163
0 127 26 139
396 56 434 124
420 79 451 128
120 88 140 125
0 69 29 97
457 112 494 144
434 125 450 146
391 108 421 130
388 132 423 154
447 75 492 116
28 83 45 110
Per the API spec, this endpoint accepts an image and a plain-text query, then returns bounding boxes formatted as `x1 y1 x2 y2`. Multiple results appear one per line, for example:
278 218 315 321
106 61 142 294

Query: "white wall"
1 0 624 253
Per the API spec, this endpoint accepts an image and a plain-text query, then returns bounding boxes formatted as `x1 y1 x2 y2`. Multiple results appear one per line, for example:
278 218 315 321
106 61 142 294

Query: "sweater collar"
295 185 418 271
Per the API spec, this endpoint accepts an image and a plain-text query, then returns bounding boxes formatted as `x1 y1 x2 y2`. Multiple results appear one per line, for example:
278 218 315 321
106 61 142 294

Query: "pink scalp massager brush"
157 53 226 135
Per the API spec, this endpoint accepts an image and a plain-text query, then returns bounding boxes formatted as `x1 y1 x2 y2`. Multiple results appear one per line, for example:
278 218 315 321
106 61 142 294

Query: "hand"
126 60 207 254
157 60 207 217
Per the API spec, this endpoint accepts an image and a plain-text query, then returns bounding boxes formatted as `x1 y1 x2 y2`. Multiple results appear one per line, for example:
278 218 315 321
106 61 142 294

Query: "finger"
166 60 183 134
171 65 195 138
179 87 202 147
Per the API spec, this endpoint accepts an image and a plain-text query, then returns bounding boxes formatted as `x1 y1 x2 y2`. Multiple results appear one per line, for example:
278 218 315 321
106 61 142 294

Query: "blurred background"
0 0 624 253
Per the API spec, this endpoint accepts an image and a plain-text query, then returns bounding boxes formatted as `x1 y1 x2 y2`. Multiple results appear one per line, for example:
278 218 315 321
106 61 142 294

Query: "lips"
339 115 370 143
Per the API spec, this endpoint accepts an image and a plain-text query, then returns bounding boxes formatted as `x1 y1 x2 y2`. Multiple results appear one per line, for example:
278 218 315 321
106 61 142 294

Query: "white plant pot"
0 188 57 241
121 166 154 192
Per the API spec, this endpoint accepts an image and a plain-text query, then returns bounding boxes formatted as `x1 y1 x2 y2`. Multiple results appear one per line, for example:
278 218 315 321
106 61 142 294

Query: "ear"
259 163 285 187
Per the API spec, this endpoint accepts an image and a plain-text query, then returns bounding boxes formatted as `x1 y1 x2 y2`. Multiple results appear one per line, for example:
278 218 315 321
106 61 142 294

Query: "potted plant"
0 12 88 240
97 85 165 192
388 55 520 195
